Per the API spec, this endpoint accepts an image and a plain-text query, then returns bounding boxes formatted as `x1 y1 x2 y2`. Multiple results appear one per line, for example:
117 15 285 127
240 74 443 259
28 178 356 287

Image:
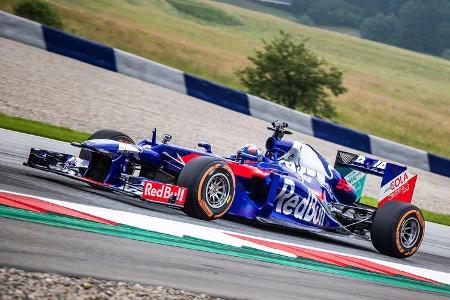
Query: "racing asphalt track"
1 129 450 300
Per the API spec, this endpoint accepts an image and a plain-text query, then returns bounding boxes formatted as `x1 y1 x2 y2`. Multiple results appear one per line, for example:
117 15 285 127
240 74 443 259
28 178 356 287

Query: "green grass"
422 210 450 227
0 0 449 157
214 0 297 22
360 196 379 207
0 113 89 143
168 0 242 26
360 196 450 226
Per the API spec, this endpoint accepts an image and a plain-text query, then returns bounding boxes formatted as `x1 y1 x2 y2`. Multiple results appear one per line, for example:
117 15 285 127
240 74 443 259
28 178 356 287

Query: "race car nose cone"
81 139 141 155
81 139 121 154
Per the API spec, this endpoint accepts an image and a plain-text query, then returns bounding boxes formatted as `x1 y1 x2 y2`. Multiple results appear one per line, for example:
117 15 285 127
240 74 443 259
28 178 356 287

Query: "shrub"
237 31 346 119
13 0 63 29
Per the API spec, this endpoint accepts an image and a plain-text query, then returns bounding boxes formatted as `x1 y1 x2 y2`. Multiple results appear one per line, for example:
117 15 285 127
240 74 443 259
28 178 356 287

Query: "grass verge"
167 0 242 26
0 113 89 143
360 196 450 226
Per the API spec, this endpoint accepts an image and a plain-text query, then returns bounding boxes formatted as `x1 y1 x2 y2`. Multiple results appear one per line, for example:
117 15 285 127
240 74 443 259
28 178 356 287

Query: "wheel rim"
205 173 230 209
400 216 420 248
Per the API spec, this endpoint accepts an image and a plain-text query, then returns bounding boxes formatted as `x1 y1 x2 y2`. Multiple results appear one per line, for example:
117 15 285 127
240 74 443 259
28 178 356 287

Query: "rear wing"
334 151 417 207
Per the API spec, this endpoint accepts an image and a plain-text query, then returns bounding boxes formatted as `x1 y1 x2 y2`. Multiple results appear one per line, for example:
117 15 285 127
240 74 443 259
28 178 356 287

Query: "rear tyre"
371 201 425 258
177 156 235 220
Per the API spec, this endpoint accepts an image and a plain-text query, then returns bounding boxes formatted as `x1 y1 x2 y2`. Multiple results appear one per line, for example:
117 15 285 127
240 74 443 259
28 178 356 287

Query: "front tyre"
79 129 134 161
80 129 134 182
177 156 235 220
371 201 425 258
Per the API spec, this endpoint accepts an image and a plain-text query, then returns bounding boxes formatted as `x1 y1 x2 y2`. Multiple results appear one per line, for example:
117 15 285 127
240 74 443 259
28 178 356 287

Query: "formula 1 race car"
24 121 424 258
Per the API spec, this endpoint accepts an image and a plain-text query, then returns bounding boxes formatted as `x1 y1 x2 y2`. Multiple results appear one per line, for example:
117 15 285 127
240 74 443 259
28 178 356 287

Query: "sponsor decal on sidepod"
275 178 326 226
142 180 187 205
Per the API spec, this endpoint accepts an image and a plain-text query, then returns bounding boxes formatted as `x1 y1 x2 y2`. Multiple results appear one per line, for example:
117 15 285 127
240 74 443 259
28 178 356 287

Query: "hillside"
1 0 449 157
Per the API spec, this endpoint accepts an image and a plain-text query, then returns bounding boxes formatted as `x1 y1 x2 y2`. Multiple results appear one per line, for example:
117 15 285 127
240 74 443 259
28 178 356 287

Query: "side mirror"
198 142 212 153
162 134 172 144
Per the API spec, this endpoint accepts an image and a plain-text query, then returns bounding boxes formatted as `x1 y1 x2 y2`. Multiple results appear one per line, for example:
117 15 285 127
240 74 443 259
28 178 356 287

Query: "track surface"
1 129 450 299
1 37 449 213
2 218 448 300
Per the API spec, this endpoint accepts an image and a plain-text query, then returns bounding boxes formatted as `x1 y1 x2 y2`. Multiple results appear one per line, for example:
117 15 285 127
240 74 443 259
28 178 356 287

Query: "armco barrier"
184 74 251 115
0 11 449 178
115 49 187 94
43 26 117 72
311 118 372 153
247 95 314 136
0 11 45 49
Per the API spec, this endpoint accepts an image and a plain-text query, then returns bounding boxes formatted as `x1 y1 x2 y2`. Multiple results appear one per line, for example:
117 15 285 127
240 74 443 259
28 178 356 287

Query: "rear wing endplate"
334 151 417 207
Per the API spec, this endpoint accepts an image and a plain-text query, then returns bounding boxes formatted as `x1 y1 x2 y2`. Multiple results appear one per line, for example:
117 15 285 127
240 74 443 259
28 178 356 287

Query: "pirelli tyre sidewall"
371 201 425 259
177 156 235 220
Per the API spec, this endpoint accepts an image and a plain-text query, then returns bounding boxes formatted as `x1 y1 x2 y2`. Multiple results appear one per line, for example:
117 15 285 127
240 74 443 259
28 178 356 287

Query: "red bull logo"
275 178 326 226
142 180 187 205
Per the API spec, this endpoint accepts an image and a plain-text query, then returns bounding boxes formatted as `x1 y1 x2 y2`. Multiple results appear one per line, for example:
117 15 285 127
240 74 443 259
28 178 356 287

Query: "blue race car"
25 121 425 258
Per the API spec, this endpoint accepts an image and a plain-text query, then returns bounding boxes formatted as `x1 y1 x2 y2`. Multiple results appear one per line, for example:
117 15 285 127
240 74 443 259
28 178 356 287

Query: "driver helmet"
238 144 263 161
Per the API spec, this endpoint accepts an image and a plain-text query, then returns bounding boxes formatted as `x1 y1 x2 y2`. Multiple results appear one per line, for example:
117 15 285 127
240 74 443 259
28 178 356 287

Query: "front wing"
24 148 186 206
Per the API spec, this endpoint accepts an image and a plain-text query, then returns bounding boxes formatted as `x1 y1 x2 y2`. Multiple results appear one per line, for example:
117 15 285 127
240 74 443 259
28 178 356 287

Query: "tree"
435 21 450 55
283 0 450 57
442 49 450 60
361 13 400 45
397 0 450 55
236 32 347 119
307 0 363 27
353 0 405 16
292 0 363 27
13 0 63 29
291 0 311 17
